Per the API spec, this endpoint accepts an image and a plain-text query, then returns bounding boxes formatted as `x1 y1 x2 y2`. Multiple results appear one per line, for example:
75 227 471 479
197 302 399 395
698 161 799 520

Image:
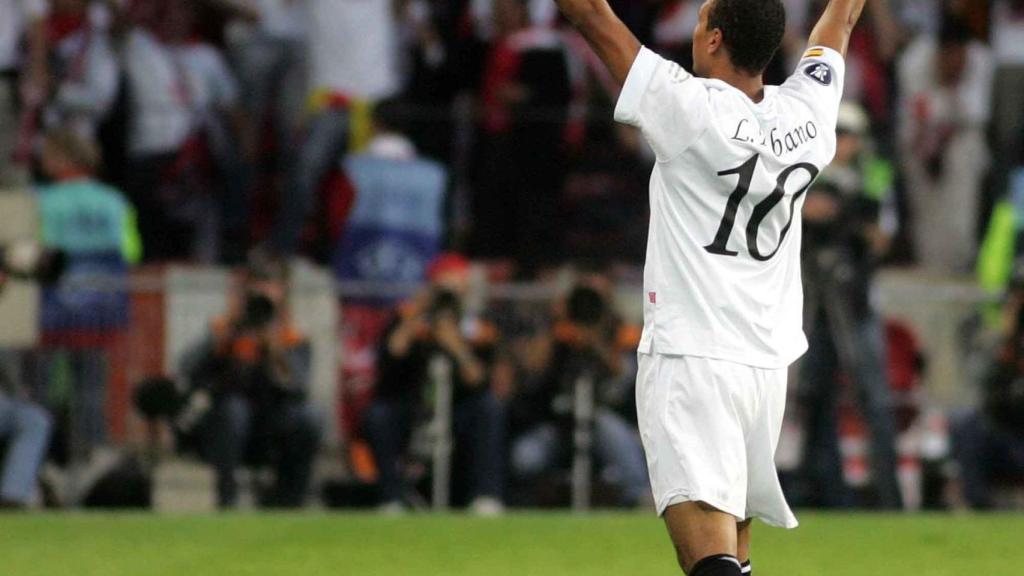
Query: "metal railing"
1 265 1006 510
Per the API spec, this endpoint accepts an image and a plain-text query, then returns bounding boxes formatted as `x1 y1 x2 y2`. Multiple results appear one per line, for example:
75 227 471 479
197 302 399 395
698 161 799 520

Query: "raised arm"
554 0 641 87
806 0 869 57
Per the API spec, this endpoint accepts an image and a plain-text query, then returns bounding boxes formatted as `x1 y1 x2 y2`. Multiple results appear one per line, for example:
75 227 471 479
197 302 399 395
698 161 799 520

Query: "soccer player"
552 0 866 574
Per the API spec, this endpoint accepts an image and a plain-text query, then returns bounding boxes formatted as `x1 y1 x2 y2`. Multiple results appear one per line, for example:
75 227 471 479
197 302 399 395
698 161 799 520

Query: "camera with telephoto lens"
567 285 606 328
427 289 462 323
0 240 66 285
238 290 277 331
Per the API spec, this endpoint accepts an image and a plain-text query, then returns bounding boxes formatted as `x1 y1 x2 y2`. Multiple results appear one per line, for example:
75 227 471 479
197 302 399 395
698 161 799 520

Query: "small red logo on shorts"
648 291 657 304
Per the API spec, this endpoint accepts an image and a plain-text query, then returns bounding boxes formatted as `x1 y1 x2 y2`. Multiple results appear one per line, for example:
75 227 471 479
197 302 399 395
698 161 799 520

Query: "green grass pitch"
1 512 1021 575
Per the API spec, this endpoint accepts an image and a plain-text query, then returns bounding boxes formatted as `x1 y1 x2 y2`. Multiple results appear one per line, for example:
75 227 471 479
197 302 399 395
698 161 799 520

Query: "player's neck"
709 66 766 103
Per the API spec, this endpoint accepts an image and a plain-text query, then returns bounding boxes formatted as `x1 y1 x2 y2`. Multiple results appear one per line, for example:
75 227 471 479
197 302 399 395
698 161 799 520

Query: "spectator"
333 99 448 285
181 256 321 509
952 273 1024 508
990 0 1024 211
472 0 579 272
116 0 202 261
35 128 139 462
165 1 250 262
796 103 903 509
897 14 994 274
225 0 306 259
42 0 120 140
510 281 649 507
270 0 400 254
0 0 48 187
892 0 944 37
363 253 507 514
395 0 463 164
650 0 699 68
228 0 308 147
0 272 52 510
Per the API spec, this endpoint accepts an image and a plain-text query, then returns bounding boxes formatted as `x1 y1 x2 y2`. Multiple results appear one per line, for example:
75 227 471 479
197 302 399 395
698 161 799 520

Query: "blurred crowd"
2 0 1024 513
0 0 1020 272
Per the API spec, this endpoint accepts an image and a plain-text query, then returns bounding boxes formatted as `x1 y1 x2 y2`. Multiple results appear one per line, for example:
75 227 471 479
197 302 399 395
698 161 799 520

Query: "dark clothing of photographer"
509 286 648 506
797 154 903 509
363 293 507 508
802 179 879 316
952 308 1024 508
182 311 320 509
512 321 627 430
372 310 495 406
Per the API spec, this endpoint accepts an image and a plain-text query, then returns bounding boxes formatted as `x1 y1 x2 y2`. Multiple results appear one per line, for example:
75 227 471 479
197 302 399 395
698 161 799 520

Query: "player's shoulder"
779 46 846 96
687 77 758 118
772 47 846 134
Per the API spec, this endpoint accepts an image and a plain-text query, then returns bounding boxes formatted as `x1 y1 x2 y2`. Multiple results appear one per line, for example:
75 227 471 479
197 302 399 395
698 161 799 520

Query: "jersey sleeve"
613 47 710 162
781 45 846 130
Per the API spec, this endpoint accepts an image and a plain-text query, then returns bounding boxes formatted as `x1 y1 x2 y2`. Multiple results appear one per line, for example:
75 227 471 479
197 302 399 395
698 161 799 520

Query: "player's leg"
640 354 750 574
736 519 753 575
662 501 741 575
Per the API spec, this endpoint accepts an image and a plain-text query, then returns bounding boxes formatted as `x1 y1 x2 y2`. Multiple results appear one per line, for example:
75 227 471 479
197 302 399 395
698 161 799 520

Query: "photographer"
951 277 1024 509
796 103 903 509
181 256 320 509
363 253 507 514
0 271 53 509
510 280 648 507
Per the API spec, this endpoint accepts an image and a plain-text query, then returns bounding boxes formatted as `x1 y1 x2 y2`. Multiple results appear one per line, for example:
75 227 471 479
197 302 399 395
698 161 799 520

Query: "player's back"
615 46 846 368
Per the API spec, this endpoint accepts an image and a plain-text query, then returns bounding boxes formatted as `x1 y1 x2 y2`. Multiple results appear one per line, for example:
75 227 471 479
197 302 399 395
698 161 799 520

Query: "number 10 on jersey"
703 154 819 262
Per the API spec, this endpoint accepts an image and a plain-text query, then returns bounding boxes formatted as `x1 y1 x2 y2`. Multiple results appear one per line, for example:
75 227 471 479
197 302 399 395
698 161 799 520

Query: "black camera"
567 285 606 328
428 289 462 321
0 240 66 285
239 291 277 331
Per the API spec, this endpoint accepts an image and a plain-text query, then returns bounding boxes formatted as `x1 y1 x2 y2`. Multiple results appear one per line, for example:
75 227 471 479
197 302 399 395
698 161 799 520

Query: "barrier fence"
0 264 1004 510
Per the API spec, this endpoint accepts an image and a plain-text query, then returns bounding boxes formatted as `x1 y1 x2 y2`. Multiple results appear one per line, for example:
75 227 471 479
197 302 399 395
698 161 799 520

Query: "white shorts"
636 352 798 529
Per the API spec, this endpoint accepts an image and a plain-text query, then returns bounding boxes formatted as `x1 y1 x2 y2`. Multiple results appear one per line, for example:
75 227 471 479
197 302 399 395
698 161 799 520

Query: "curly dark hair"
707 0 786 75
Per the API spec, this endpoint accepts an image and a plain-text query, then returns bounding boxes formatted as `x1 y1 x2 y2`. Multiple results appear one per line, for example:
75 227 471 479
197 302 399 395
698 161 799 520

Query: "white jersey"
616 46 846 369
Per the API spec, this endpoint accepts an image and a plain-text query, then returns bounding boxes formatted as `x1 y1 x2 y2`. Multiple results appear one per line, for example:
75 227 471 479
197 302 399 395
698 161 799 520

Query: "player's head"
692 0 786 78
